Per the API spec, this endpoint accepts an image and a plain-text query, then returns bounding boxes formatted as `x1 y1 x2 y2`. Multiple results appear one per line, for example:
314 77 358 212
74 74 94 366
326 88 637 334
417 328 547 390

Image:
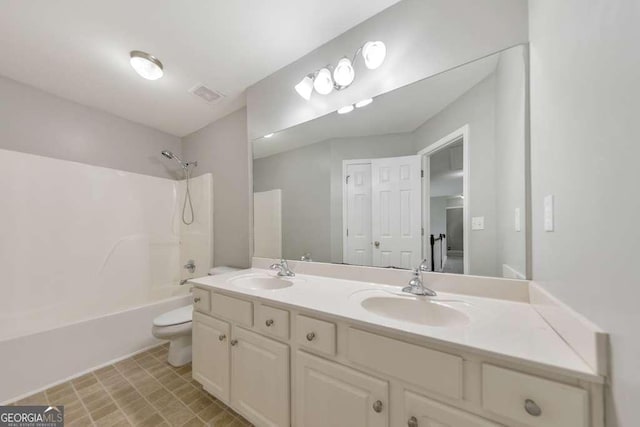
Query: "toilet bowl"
152 305 193 367
152 266 241 366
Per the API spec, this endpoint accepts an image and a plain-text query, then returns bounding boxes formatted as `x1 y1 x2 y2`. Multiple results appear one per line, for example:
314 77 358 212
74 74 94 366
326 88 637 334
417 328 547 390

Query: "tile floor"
10 344 252 426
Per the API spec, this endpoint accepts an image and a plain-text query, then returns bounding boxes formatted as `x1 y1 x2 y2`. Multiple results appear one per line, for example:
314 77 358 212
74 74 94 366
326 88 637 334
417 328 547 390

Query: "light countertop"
190 268 601 383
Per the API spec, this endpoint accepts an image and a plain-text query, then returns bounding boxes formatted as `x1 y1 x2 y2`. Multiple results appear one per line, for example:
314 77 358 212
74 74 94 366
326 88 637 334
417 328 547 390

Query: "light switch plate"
544 195 554 231
471 216 485 230
514 208 521 232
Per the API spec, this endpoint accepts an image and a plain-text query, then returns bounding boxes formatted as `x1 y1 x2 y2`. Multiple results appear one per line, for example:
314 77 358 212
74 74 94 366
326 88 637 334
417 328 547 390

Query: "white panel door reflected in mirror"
252 44 528 279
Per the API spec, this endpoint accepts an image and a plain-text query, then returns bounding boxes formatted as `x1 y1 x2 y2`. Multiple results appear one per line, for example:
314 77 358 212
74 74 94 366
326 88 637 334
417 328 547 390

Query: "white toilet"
152 266 240 367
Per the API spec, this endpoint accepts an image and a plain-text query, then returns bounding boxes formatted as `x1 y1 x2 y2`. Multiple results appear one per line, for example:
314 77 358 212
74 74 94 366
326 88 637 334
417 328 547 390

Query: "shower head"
161 150 197 169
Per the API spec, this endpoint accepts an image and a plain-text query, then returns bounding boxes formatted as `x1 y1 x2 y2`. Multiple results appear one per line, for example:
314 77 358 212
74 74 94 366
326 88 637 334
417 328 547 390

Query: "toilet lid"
153 305 193 327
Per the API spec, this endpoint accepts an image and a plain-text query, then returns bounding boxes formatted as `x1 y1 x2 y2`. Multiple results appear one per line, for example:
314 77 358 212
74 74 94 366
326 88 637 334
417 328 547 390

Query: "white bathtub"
0 294 191 404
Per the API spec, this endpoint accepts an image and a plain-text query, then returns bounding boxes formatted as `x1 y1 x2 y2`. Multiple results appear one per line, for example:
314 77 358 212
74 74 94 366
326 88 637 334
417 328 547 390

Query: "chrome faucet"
402 259 437 296
300 252 312 262
269 258 295 277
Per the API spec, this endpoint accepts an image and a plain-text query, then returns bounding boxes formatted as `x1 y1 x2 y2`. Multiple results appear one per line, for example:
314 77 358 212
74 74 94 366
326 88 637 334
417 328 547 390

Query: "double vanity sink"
229 272 469 328
189 268 603 427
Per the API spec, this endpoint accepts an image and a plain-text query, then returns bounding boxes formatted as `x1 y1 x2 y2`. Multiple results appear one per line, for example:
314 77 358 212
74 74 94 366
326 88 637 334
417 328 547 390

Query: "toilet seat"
153 305 192 327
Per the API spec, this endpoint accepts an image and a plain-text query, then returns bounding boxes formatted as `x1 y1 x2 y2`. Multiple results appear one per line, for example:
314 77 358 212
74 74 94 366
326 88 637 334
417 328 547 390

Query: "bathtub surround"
529 1 640 425
0 150 213 402
182 108 251 269
7 344 250 426
0 75 181 180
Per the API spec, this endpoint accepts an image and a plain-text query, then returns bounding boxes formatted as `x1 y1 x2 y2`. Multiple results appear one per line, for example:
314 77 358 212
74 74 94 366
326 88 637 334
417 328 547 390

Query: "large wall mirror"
252 44 529 279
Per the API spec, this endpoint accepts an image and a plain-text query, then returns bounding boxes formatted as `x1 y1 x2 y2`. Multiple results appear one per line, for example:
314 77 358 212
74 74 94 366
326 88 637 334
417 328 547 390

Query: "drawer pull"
372 400 383 413
306 332 316 341
193 297 201 303
230 339 238 346
407 416 418 427
524 399 542 417
218 334 226 341
265 319 274 327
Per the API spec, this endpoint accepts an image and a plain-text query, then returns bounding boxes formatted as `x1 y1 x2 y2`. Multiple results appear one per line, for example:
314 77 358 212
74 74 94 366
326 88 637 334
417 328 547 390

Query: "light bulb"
355 98 373 108
362 41 386 70
130 51 163 80
313 68 334 95
337 105 355 114
295 75 314 100
333 58 355 87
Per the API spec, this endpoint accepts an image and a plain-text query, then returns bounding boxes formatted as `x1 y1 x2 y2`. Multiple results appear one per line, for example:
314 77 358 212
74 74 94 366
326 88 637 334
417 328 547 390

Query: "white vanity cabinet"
191 285 603 427
295 350 389 427
192 312 230 402
231 327 290 427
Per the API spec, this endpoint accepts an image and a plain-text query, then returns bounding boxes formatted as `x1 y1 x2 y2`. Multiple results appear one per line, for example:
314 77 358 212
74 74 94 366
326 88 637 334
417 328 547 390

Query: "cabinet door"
192 312 230 403
404 390 502 427
296 351 389 427
231 327 290 427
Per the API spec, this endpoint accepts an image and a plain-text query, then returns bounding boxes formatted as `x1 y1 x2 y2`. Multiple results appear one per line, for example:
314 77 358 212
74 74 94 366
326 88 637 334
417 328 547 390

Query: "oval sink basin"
231 275 294 291
361 296 469 327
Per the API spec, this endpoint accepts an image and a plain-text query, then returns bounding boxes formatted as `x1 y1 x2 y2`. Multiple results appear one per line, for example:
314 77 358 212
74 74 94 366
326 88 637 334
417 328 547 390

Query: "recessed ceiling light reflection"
355 98 373 108
337 105 355 114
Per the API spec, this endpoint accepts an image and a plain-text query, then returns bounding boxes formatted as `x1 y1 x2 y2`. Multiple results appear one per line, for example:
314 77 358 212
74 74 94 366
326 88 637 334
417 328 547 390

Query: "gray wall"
494 45 527 278
247 0 529 140
414 74 498 277
0 75 182 179
253 142 332 262
529 1 639 425
182 108 251 269
253 133 414 264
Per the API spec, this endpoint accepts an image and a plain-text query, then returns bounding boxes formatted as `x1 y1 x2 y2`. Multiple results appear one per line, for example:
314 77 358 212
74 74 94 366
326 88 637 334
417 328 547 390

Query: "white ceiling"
253 53 499 158
0 0 401 137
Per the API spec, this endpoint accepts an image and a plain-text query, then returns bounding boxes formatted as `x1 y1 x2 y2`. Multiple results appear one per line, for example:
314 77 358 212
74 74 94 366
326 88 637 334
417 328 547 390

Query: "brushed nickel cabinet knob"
306 332 316 341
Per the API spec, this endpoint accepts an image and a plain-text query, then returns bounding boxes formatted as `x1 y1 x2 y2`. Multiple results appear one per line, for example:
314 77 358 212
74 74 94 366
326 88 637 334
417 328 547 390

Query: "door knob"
230 339 238 346
372 400 383 413
218 334 226 341
374 241 380 248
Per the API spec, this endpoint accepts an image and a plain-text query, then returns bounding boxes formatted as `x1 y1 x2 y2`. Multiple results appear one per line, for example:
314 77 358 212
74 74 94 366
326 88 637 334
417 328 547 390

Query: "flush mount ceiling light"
355 98 373 108
130 50 163 80
337 105 355 114
362 41 387 70
333 58 355 88
294 40 387 100
313 68 334 95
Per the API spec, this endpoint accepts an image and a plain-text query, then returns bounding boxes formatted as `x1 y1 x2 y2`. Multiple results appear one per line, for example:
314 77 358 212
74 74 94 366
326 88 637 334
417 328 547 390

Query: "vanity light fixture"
313 68 334 95
333 58 355 88
355 98 373 108
294 40 386 100
362 41 387 70
295 74 315 100
129 50 163 80
263 133 274 138
337 105 355 114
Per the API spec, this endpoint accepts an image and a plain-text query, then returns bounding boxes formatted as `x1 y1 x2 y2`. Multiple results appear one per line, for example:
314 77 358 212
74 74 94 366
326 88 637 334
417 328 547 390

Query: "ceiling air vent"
189 84 224 104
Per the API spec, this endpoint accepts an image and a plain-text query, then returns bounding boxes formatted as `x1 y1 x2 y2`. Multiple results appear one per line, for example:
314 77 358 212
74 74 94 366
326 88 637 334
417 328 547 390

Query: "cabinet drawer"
404 390 500 427
255 304 289 339
347 328 463 400
192 287 211 313
211 293 253 327
482 364 588 427
295 315 336 356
